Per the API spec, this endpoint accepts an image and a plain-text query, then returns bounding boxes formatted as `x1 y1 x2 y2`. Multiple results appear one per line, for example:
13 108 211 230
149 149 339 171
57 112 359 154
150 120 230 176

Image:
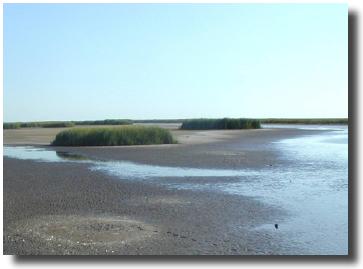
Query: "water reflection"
3 146 255 177
3 146 91 163
56 151 90 161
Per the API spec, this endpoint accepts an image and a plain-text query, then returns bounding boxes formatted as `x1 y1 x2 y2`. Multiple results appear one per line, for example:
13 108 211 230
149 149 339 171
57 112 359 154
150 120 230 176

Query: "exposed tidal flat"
3 124 348 255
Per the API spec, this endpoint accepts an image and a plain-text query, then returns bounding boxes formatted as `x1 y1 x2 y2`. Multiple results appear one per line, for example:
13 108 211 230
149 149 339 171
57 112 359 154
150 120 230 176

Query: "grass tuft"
51 126 177 146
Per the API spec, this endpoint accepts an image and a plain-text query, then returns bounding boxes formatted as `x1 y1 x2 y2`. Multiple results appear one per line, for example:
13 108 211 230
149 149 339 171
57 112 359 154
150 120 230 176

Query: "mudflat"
3 126 325 255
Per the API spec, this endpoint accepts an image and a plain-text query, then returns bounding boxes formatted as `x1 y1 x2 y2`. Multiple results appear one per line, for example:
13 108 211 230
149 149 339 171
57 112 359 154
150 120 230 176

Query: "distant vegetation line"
180 118 261 130
3 121 75 129
51 126 176 146
73 119 132 126
3 120 131 129
3 118 348 129
260 118 348 124
133 119 184 123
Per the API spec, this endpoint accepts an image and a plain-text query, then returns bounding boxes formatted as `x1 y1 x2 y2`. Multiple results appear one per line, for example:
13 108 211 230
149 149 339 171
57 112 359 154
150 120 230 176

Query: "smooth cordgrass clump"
51 126 176 146
180 118 261 130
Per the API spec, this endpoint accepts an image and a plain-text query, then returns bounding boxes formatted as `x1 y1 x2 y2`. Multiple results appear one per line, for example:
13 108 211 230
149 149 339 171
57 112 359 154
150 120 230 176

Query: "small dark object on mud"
274 224 279 229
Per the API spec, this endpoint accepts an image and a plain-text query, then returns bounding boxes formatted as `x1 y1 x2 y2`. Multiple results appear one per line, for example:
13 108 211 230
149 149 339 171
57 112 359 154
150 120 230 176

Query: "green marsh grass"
180 118 261 130
51 126 176 146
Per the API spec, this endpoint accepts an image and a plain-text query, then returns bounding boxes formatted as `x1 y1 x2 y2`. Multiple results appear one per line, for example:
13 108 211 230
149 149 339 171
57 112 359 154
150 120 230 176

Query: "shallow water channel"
4 125 348 255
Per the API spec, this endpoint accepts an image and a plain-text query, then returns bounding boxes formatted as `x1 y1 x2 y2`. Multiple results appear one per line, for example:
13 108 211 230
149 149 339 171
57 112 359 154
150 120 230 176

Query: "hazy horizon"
3 117 348 124
4 4 348 122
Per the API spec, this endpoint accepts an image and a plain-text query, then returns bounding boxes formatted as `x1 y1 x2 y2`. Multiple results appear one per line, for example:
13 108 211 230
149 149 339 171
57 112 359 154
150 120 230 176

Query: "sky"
4 4 347 122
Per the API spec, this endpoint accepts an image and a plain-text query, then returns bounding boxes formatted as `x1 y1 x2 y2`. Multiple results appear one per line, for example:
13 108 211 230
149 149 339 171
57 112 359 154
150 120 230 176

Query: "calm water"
3 125 348 254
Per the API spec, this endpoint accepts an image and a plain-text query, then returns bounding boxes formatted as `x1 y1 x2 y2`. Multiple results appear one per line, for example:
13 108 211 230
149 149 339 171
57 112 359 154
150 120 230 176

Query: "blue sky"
4 4 347 121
